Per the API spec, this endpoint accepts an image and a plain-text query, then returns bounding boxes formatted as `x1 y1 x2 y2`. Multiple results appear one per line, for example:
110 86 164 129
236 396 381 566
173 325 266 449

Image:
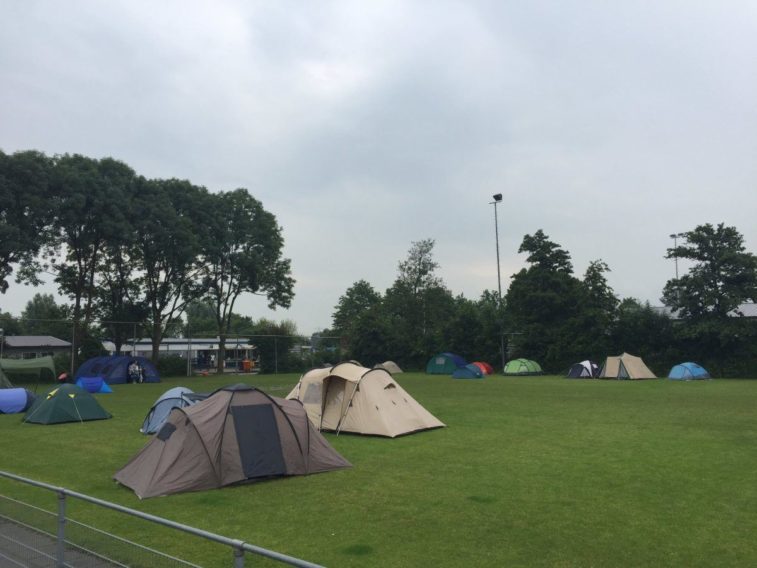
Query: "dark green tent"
23 384 111 425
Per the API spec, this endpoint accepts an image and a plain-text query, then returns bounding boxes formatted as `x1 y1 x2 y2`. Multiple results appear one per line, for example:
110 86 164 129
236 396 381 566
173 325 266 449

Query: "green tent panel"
23 384 111 425
1 356 57 383
503 358 543 376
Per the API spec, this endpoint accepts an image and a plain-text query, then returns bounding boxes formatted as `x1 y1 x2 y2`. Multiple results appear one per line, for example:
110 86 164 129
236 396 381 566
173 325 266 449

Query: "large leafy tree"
0 150 54 292
20 293 71 340
46 154 134 366
662 223 757 374
196 189 294 372
505 230 583 371
332 279 382 347
662 223 757 318
133 178 207 362
573 260 618 358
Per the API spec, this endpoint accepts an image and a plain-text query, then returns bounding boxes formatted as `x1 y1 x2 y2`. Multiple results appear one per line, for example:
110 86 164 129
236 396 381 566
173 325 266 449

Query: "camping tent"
0 356 56 384
599 353 656 380
472 362 494 375
452 364 484 379
140 387 207 434
75 377 113 394
114 384 351 498
288 362 445 437
567 360 599 378
668 362 710 380
374 361 403 374
0 388 35 414
23 384 112 425
426 353 466 374
503 359 543 376
75 356 160 384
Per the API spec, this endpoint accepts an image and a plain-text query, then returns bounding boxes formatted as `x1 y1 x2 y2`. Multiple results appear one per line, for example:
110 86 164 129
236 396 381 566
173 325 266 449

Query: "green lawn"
2 373 757 567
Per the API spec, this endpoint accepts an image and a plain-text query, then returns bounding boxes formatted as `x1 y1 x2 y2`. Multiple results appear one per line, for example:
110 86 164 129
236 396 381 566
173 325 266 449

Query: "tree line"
328 226 757 377
0 150 294 371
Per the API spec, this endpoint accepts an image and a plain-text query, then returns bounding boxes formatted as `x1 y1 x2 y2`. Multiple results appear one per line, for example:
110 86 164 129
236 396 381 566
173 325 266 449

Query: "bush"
156 356 188 377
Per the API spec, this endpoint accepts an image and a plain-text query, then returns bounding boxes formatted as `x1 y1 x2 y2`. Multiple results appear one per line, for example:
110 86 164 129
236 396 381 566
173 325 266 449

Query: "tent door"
322 377 347 430
231 404 286 478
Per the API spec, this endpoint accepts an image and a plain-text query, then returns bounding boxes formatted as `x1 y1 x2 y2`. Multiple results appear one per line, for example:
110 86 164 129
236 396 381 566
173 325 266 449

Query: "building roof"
3 335 72 348
652 302 757 319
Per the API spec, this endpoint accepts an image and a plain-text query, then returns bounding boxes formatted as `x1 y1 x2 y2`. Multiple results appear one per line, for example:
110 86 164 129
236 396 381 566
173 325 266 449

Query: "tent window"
303 383 321 404
157 423 176 441
383 383 396 390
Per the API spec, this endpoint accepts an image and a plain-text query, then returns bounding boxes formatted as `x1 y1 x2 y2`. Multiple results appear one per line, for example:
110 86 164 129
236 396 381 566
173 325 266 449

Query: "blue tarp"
668 362 710 380
0 388 35 414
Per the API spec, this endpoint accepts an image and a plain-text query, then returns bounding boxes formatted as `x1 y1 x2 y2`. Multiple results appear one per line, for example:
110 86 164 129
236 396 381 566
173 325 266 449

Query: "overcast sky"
1 1 756 334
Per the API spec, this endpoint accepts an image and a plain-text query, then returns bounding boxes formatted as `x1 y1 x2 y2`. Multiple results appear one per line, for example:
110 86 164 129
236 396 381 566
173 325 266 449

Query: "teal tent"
426 353 466 374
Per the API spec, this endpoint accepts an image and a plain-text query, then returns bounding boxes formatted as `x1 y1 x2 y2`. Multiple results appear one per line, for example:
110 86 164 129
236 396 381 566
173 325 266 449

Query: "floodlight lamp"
492 193 502 202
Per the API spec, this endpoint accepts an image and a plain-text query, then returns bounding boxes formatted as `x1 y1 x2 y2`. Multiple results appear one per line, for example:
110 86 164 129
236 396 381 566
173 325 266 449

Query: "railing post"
56 490 66 567
234 543 245 567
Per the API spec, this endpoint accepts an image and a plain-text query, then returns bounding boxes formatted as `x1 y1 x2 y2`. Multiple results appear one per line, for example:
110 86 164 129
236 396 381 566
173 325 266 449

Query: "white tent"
287 362 444 438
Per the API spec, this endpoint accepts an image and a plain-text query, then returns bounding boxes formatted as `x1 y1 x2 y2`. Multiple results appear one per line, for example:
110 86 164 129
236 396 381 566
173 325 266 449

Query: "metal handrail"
0 470 325 567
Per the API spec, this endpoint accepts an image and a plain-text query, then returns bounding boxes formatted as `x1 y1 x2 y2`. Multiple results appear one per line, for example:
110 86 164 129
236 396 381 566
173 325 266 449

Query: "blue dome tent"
452 364 484 379
668 362 710 380
75 356 160 385
75 376 113 394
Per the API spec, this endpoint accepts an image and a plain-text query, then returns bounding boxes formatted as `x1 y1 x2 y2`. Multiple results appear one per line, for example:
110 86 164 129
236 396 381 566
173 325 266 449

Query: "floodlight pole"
670 233 681 279
0 328 4 361
490 194 505 371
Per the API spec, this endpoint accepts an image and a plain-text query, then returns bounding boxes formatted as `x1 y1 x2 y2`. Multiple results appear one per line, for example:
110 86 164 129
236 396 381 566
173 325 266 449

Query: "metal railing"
0 471 325 568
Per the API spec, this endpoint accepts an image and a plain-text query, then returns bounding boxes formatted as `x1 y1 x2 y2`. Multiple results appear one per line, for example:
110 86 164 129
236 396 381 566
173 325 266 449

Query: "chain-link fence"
0 471 324 568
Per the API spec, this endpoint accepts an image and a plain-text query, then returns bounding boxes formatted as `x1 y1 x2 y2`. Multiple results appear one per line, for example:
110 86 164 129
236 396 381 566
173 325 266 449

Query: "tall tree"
662 223 757 318
47 154 134 366
506 230 583 370
574 260 618 358
662 223 757 374
133 178 206 362
20 293 71 340
0 150 54 292
332 279 382 347
196 189 294 373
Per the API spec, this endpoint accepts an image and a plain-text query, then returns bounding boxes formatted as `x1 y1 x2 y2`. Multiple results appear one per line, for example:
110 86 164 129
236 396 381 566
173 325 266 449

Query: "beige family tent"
114 384 351 498
374 361 403 374
287 362 444 438
599 353 656 380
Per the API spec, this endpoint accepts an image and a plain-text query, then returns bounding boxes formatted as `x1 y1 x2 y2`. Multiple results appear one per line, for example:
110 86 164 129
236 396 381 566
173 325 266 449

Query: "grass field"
1 373 757 567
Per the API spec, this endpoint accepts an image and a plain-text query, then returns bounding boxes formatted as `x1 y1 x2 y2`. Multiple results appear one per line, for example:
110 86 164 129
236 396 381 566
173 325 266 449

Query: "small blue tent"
426 353 467 374
140 387 206 434
668 362 710 380
75 377 113 394
0 388 35 414
452 364 484 379
75 356 160 385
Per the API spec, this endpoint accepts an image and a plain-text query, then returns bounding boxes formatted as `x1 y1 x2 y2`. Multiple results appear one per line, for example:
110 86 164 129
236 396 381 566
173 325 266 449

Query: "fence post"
56 490 66 567
234 543 245 567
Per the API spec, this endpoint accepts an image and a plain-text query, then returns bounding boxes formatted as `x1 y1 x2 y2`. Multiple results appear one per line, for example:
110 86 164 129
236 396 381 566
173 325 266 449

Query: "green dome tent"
503 358 543 376
23 384 112 425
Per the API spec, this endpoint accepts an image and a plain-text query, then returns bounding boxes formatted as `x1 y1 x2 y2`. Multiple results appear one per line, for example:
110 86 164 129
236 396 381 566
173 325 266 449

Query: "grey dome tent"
140 387 208 434
115 384 351 498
